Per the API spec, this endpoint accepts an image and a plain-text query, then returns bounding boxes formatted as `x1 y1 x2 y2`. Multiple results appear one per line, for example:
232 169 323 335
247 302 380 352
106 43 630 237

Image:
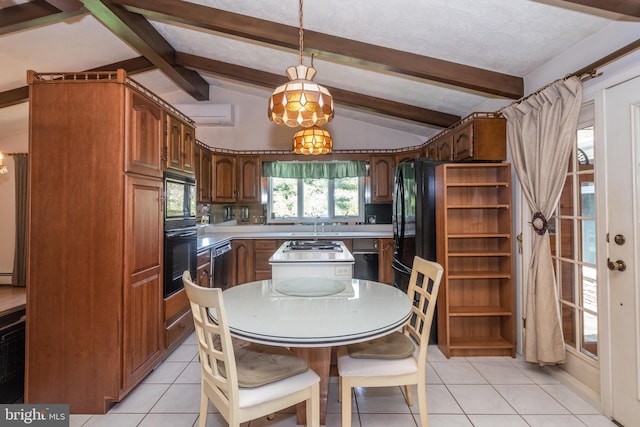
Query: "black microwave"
164 172 197 229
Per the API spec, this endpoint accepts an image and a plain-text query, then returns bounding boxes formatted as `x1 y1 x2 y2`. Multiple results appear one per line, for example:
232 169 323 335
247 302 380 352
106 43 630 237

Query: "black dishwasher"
352 239 379 281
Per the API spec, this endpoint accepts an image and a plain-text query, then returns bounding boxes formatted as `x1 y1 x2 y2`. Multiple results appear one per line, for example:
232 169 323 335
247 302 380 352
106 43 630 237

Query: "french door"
601 74 640 426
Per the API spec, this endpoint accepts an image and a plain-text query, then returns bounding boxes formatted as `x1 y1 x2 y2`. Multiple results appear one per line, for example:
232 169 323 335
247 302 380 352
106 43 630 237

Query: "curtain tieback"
531 212 548 235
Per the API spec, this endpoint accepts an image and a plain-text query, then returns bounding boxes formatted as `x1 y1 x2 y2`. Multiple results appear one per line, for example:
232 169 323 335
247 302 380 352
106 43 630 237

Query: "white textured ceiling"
0 0 634 142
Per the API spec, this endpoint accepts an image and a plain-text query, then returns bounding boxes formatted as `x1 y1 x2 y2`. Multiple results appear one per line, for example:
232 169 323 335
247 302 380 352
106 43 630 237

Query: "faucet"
313 216 320 236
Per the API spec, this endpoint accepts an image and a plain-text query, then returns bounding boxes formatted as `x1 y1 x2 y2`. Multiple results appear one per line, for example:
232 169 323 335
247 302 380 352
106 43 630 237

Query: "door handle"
607 258 626 272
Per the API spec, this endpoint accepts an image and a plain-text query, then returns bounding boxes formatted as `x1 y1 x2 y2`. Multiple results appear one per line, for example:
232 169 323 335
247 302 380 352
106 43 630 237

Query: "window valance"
262 160 368 179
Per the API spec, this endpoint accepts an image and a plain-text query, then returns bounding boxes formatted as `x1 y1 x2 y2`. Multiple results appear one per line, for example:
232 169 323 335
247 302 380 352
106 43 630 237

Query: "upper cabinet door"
212 154 237 203
126 90 163 178
369 155 394 203
164 113 196 175
195 145 213 203
181 124 196 174
237 155 261 203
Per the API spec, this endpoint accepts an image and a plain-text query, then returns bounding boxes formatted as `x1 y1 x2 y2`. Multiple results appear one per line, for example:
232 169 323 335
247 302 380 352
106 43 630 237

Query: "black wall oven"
163 172 197 298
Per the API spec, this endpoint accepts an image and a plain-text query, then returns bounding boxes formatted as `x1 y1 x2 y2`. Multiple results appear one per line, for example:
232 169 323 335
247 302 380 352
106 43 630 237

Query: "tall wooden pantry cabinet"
25 70 193 413
435 163 515 358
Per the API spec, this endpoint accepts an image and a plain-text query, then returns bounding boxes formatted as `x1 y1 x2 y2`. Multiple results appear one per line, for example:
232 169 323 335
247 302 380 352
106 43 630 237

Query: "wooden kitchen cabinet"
452 113 506 161
378 238 395 284
254 239 279 281
425 140 438 160
165 112 196 174
195 145 212 203
212 153 237 203
231 239 254 285
395 149 420 165
163 288 194 353
435 163 514 358
122 175 165 392
197 248 212 287
436 133 454 161
424 112 505 163
369 154 394 203
237 155 262 203
25 70 191 413
126 90 164 178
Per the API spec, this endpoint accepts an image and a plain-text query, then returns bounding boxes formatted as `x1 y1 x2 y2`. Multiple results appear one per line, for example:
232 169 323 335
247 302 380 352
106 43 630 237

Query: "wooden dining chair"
337 256 443 427
182 271 320 427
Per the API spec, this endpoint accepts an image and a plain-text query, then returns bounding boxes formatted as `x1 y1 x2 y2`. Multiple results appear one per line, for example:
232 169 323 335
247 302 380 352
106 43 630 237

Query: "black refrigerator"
392 158 441 342
392 158 441 291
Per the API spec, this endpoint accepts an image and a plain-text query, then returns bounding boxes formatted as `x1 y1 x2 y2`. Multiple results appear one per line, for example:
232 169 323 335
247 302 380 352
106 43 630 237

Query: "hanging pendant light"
292 125 333 155
268 0 334 128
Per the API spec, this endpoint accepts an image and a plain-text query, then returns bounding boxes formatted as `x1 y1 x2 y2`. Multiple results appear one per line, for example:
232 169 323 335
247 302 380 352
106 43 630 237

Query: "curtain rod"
497 71 598 114
2 153 27 156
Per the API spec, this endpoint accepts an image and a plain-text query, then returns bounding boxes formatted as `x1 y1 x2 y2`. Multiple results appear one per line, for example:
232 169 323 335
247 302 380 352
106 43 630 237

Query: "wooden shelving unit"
435 163 515 357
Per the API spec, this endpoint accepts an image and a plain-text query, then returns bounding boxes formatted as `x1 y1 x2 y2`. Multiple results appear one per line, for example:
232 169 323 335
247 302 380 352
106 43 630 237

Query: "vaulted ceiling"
1 0 639 141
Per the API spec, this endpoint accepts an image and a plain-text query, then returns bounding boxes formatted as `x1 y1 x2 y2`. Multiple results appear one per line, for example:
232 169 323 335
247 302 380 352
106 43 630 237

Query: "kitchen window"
263 161 367 223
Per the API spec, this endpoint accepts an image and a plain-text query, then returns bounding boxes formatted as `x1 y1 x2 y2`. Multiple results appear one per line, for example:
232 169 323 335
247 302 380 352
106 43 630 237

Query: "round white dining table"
222 278 412 425
222 278 412 346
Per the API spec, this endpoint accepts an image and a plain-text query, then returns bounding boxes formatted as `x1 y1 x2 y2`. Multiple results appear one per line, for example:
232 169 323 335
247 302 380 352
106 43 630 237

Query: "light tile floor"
70 333 617 427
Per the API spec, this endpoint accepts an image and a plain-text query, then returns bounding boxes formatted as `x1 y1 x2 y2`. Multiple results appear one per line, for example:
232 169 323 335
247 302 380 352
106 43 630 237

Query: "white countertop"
197 223 393 251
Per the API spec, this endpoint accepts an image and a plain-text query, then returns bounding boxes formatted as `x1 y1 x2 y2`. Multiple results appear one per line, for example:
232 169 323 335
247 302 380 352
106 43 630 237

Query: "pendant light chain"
298 0 304 65
267 0 334 132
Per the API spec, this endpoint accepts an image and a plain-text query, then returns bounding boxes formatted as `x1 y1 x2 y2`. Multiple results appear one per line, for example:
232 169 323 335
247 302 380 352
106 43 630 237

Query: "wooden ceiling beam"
561 0 640 18
176 52 461 128
113 0 524 99
42 0 85 12
80 0 209 100
0 56 154 108
0 0 86 35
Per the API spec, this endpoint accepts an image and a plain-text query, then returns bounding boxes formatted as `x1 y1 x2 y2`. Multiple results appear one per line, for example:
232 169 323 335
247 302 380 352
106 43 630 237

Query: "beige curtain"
12 154 28 287
502 76 583 364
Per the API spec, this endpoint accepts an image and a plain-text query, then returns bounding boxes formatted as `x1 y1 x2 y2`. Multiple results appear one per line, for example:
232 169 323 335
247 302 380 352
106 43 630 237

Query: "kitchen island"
197 224 395 286
270 240 355 282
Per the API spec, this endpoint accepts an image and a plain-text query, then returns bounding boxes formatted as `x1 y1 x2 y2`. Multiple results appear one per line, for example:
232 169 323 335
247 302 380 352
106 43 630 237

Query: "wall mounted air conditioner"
175 104 234 127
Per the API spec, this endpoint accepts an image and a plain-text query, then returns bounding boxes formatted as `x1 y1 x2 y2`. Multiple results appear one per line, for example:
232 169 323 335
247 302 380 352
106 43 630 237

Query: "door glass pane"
580 179 595 216
562 303 576 349
580 219 596 264
559 219 575 258
581 310 598 358
578 125 595 168
581 265 597 312
560 261 575 303
559 175 574 215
